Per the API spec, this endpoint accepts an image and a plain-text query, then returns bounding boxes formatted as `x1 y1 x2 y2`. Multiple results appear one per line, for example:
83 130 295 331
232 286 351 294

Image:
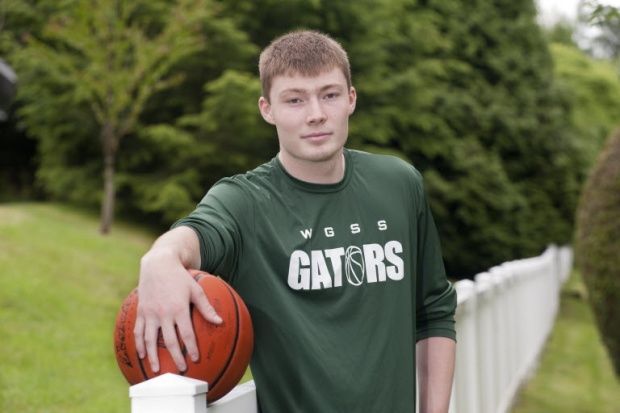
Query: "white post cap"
130 373 208 413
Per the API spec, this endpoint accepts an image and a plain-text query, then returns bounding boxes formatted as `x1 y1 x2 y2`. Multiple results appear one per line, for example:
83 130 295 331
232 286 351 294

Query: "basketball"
113 269 253 402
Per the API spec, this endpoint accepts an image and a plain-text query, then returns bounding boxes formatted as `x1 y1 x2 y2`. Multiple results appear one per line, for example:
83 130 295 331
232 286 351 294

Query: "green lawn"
511 271 620 413
0 203 158 412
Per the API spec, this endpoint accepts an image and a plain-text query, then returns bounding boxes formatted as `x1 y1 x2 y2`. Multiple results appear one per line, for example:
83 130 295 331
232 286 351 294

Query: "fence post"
453 280 479 413
488 266 510 413
559 246 573 284
130 373 208 413
497 263 519 410
474 272 496 413
207 381 258 413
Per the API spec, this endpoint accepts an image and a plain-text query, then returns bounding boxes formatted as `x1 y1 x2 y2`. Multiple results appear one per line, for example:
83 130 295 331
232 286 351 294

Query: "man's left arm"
411 168 457 413
416 336 456 413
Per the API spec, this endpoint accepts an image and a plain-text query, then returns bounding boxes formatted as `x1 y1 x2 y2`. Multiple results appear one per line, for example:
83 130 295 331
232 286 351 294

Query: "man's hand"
133 227 222 373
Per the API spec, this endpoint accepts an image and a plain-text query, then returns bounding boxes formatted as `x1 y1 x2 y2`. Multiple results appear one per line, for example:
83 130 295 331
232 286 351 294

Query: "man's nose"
306 97 327 125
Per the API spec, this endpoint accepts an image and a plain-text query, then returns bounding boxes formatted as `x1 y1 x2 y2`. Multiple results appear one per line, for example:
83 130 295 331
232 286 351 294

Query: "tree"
354 0 585 275
550 42 620 162
575 0 620 58
11 0 213 233
122 69 274 225
575 129 620 376
581 0 620 58
545 19 579 46
0 0 60 200
573 0 620 377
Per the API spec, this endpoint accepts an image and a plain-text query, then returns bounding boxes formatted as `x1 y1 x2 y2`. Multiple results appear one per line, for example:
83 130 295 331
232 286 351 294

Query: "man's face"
258 68 356 169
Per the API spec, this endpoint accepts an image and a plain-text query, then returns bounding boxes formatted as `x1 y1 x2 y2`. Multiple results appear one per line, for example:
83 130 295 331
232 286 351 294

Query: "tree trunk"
100 123 116 234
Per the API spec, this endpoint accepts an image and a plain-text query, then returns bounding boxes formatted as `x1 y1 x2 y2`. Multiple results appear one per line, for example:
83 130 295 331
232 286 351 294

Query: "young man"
135 30 456 412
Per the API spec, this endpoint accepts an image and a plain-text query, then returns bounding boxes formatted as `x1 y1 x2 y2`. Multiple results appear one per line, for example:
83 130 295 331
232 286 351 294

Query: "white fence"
450 244 572 413
130 245 573 413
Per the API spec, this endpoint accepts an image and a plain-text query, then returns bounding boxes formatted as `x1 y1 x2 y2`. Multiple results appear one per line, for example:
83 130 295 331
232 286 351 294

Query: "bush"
575 128 620 376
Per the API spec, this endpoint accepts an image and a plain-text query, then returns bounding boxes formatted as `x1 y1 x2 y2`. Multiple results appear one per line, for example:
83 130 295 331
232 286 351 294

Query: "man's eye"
287 98 302 104
324 92 340 100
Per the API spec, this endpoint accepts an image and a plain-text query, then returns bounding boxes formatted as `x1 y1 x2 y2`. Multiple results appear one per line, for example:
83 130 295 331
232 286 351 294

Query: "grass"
0 203 251 413
0 203 157 412
511 271 620 413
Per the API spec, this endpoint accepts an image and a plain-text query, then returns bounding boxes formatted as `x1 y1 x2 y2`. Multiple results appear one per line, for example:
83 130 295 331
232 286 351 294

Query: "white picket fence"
130 245 573 413
450 244 572 413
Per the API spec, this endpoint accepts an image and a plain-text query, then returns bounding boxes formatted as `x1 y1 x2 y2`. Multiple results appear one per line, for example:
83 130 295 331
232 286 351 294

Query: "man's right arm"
134 226 222 373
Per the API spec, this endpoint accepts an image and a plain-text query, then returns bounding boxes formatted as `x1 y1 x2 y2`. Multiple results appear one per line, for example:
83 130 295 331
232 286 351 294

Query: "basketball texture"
114 270 253 402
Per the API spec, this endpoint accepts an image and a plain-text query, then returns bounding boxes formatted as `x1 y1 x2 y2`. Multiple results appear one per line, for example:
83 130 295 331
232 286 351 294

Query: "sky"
536 0 620 54
536 0 620 26
536 0 581 25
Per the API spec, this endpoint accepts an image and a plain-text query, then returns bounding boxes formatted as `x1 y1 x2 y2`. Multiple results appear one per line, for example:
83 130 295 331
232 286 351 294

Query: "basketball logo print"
345 246 365 286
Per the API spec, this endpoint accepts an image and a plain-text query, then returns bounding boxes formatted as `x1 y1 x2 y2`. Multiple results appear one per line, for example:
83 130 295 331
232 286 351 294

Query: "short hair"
258 30 352 101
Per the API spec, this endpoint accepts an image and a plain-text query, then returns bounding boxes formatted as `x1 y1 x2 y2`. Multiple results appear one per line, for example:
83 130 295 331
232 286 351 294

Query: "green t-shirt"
174 149 456 412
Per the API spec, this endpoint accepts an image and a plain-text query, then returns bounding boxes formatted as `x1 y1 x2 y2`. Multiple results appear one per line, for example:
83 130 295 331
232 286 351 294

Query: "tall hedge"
575 129 620 376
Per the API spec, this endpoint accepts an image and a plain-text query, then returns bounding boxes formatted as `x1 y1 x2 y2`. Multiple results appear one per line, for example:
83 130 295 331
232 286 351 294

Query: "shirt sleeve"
171 178 252 284
412 169 457 342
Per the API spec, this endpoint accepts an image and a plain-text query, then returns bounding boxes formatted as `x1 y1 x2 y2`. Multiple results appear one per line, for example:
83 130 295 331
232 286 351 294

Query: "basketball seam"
209 283 241 393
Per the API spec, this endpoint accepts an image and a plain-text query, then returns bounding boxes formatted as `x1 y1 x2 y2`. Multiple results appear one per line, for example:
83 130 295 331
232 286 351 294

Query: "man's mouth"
301 132 332 139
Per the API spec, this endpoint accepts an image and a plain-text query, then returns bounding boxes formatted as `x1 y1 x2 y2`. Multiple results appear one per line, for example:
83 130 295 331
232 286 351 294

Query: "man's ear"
348 86 357 116
258 96 275 125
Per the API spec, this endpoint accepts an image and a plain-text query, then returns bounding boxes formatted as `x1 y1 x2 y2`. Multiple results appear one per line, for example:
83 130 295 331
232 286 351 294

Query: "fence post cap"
129 373 208 398
455 279 475 300
474 271 493 285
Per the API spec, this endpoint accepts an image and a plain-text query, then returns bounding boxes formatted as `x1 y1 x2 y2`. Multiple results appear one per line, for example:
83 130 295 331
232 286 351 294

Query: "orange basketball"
113 270 253 402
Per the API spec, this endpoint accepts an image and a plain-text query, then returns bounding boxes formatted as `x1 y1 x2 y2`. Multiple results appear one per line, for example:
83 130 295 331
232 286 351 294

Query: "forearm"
416 336 456 413
141 226 201 271
136 225 219 372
